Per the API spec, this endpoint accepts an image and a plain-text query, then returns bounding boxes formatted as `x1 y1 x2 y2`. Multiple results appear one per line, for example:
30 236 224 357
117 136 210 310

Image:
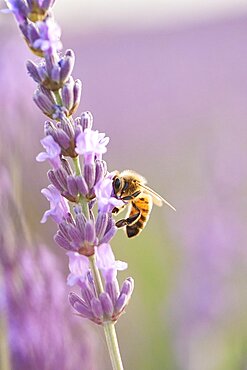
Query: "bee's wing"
140 184 176 211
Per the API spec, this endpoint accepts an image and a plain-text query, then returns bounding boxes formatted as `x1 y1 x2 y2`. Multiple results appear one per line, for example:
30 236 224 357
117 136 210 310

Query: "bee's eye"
114 177 121 192
122 181 129 192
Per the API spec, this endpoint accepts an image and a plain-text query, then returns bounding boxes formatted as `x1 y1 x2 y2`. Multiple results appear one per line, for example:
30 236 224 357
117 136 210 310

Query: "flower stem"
73 156 82 176
89 254 104 295
89 255 124 370
53 90 63 106
104 322 124 370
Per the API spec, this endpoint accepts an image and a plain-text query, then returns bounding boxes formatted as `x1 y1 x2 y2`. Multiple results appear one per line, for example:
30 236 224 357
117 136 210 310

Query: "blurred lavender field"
1 11 247 370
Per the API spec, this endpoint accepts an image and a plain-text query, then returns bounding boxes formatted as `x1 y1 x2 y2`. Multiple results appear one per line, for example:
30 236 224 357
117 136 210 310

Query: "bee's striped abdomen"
126 195 152 238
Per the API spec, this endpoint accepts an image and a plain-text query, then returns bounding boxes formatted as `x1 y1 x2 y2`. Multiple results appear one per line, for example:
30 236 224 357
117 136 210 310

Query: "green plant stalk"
53 90 63 106
104 321 124 370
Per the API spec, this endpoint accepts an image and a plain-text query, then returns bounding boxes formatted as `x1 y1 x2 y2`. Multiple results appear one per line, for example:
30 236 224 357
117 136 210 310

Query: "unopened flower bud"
84 164 96 190
100 292 114 318
91 297 103 321
59 49 75 83
81 111 93 131
33 89 56 117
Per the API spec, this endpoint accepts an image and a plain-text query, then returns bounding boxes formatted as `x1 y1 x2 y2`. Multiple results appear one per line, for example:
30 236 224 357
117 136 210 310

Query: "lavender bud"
91 297 103 321
74 119 83 139
33 90 55 117
80 281 95 307
26 60 42 83
84 164 96 189
58 118 75 140
81 111 93 131
67 175 78 198
38 65 48 82
114 293 128 316
42 0 55 11
76 176 89 196
12 1 28 22
69 293 93 319
94 160 107 185
44 120 56 136
95 212 108 240
54 232 72 250
75 213 87 237
120 277 134 297
59 222 72 240
100 225 117 244
67 224 82 245
61 158 72 175
39 85 55 103
56 128 71 149
70 79 82 115
106 280 120 306
86 271 97 297
99 292 114 318
60 49 75 83
54 168 68 190
61 78 74 111
28 23 40 42
47 170 64 192
44 53 53 74
51 65 61 85
85 220 96 243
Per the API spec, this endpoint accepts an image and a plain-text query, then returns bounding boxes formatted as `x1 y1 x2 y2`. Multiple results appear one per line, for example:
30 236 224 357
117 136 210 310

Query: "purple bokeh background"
1 12 247 370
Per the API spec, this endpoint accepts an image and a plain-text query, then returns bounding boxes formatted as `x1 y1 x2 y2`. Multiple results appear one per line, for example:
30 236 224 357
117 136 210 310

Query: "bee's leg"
115 203 140 228
121 191 141 201
112 204 126 215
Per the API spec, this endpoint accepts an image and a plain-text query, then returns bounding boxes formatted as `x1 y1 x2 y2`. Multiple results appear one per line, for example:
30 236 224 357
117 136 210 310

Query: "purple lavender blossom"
3 0 28 23
53 205 117 255
32 18 62 54
69 269 134 325
41 184 70 223
95 172 124 213
67 251 90 286
36 134 61 169
75 127 109 164
95 243 128 282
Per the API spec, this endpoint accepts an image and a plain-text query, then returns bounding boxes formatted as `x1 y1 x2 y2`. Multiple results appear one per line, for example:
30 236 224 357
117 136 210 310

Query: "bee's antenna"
161 197 176 212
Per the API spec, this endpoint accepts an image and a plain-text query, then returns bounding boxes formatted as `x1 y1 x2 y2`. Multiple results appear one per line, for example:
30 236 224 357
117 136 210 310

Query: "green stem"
53 90 63 106
89 255 104 295
104 322 124 370
73 156 82 176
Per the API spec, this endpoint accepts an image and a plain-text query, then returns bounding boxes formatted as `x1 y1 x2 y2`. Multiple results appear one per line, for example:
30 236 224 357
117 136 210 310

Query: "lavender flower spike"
5 0 136 368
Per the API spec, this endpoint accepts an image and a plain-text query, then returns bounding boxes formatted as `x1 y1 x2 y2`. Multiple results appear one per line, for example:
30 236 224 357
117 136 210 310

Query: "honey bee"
112 170 175 238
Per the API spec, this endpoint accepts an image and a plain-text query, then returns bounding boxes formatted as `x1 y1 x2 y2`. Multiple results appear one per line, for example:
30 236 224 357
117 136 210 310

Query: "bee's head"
112 175 123 197
113 174 131 200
